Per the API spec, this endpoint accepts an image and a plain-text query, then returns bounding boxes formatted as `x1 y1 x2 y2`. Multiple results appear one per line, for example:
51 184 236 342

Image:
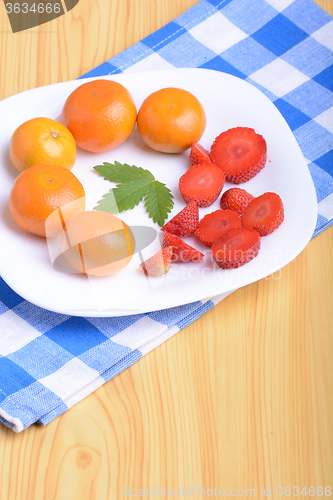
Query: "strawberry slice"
161 200 199 237
220 187 255 214
210 127 267 184
139 246 173 277
241 192 284 236
196 209 241 247
163 231 204 262
189 142 212 166
179 163 225 208
211 227 261 269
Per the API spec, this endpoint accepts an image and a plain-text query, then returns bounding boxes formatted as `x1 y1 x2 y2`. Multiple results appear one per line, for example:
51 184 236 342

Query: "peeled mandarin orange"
137 87 206 154
9 117 77 173
61 79 137 153
8 163 85 238
60 211 136 276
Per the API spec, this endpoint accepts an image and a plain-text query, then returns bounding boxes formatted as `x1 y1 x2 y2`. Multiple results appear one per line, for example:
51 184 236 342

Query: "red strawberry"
196 209 241 247
179 163 225 208
210 127 267 184
139 246 173 277
161 200 199 237
163 231 204 262
189 142 212 166
211 227 261 269
241 192 284 236
220 187 255 214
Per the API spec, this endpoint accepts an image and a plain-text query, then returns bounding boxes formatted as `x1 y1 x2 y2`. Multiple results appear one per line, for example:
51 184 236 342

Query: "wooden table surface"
0 1 332 498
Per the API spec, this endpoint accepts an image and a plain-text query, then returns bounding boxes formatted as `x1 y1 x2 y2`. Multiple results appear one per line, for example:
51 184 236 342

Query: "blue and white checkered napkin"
1 0 332 432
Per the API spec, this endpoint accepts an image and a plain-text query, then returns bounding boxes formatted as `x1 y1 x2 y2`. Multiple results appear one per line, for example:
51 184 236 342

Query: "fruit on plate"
211 227 261 269
9 117 77 173
139 246 173 277
137 87 206 153
161 200 199 237
8 163 85 238
220 187 255 214
61 79 137 153
196 209 241 247
189 142 211 166
179 163 225 207
61 211 135 276
210 127 267 184
163 231 204 262
241 192 284 236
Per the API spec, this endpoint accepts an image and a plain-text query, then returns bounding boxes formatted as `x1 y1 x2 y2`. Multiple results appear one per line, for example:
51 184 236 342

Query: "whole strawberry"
161 200 199 237
220 187 255 215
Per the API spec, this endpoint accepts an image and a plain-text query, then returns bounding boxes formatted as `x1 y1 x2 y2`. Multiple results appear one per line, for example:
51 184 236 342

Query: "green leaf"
94 161 155 184
94 180 152 214
144 181 174 227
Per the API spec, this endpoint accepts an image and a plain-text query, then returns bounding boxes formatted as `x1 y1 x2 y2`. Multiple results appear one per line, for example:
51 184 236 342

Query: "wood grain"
0 1 332 498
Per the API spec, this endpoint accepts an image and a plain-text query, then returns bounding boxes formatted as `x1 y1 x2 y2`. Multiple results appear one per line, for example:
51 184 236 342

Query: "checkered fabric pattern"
0 0 332 432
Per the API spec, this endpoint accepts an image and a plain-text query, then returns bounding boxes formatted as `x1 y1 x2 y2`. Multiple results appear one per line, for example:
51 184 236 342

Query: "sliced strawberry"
139 246 173 277
210 127 267 184
220 187 255 214
189 142 212 166
161 200 199 237
179 163 225 208
211 227 261 269
163 231 204 262
196 209 241 247
241 192 284 236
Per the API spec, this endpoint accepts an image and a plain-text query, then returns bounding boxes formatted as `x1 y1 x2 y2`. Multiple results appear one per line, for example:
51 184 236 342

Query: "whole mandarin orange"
137 87 206 154
60 211 135 276
61 79 137 153
9 117 77 173
9 163 85 238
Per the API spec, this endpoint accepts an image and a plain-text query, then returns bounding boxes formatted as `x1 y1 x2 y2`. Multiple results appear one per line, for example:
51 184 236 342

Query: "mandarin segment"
61 79 137 153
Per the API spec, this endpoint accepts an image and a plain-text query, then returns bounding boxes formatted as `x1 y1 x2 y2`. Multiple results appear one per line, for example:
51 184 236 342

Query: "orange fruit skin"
9 163 85 238
137 87 206 154
9 117 77 173
60 211 136 276
61 79 137 153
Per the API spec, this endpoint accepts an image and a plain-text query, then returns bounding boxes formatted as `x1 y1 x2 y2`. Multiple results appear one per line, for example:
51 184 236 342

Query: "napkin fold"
1 0 332 431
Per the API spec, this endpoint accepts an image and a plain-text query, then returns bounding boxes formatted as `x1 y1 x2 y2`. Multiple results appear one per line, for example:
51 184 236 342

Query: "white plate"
0 69 317 317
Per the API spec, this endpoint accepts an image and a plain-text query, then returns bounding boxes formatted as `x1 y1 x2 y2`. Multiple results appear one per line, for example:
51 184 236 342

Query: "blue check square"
283 0 332 34
0 357 36 396
252 14 309 57
221 37 276 75
45 317 108 357
158 33 216 68
220 0 277 34
283 80 333 119
282 38 333 79
142 22 187 51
